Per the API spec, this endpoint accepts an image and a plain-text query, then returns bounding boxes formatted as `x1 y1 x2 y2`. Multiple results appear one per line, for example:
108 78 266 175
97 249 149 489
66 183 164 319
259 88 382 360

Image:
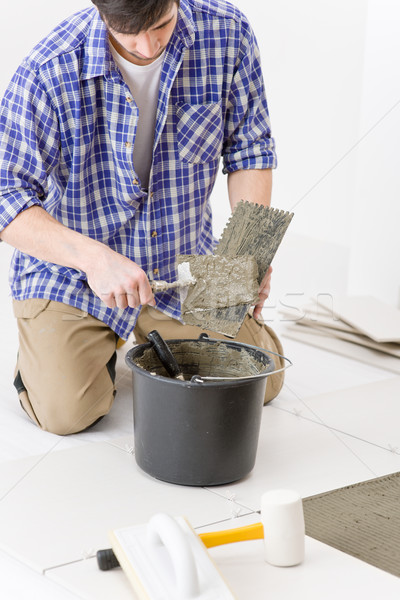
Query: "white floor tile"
333 433 400 477
270 333 394 432
301 376 400 451
46 556 134 600
0 440 251 574
274 332 392 400
270 384 319 420
0 549 77 600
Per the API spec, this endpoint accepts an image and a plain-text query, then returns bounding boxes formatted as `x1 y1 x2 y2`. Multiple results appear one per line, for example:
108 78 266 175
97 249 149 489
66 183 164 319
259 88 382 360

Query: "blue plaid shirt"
0 0 276 339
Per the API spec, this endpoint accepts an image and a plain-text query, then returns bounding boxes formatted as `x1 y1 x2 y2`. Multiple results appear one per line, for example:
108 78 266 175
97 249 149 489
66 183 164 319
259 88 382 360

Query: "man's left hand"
253 265 272 320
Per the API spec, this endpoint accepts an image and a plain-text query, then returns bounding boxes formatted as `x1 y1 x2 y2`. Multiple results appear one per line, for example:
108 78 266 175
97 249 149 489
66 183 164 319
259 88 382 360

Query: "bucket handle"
190 346 292 384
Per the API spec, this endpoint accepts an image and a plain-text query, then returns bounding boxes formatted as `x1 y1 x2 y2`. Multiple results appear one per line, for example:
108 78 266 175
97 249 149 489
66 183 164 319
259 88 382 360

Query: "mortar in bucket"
125 333 291 486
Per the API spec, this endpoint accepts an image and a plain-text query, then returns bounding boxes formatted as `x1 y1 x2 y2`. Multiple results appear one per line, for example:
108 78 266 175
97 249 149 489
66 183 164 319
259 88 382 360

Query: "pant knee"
13 299 118 434
15 352 117 435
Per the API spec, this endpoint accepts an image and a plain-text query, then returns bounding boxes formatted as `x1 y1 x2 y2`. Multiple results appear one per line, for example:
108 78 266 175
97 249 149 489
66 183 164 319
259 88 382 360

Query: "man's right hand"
86 248 156 310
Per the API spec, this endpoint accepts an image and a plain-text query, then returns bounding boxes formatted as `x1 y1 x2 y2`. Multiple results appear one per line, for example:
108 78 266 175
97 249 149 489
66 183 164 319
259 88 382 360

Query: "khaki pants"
13 299 118 435
13 300 285 435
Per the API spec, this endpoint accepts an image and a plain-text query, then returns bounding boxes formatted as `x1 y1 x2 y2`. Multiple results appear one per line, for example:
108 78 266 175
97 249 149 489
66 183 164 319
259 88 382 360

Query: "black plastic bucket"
125 334 277 486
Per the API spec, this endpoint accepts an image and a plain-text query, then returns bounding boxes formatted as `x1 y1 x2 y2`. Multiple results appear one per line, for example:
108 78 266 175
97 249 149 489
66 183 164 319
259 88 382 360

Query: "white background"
1 0 399 308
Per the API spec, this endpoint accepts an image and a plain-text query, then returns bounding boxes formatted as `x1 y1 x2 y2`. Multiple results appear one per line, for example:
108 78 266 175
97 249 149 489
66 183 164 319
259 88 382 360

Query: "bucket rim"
125 333 292 386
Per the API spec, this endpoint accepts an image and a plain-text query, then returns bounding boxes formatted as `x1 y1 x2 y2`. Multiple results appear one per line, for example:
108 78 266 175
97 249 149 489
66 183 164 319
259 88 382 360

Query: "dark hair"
92 0 179 34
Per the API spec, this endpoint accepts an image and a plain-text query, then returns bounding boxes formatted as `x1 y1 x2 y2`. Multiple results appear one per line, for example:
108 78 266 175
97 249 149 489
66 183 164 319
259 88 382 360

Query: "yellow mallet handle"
199 522 264 548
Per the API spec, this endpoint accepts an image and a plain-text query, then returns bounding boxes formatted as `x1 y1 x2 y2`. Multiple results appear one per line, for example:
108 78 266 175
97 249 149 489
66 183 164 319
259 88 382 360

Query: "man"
0 0 284 435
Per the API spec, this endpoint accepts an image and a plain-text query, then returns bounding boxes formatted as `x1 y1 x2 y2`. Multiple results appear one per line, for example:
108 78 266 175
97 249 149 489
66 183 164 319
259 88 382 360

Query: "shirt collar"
81 9 112 80
81 2 196 81
173 0 196 49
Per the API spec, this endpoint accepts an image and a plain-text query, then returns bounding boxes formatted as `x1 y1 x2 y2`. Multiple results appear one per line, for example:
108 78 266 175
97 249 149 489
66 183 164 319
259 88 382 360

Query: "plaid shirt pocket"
175 101 223 164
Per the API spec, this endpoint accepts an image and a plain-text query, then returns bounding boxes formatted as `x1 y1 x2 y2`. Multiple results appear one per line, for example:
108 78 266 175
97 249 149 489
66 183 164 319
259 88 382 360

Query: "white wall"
213 0 367 245
0 1 91 79
213 0 400 308
1 1 398 307
347 0 400 307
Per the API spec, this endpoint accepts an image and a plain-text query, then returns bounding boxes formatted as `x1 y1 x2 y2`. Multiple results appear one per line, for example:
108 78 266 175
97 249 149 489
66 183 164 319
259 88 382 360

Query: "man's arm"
0 206 155 310
227 168 273 319
0 58 154 312
227 168 272 209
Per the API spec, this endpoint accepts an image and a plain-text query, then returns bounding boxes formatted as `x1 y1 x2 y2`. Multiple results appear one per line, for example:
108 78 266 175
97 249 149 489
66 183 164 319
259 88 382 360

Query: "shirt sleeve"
222 20 277 174
0 61 60 233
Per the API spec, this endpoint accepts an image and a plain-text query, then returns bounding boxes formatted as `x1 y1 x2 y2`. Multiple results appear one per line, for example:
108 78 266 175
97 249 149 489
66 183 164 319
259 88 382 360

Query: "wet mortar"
177 255 259 312
135 340 268 380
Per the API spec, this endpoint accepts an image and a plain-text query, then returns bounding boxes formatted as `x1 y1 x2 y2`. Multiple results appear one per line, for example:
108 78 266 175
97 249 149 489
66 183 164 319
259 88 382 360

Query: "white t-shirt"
110 44 164 188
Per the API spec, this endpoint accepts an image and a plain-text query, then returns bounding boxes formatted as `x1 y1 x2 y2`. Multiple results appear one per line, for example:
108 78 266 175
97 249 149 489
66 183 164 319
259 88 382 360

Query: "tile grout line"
43 556 96 574
280 382 379 477
273 402 400 456
0 546 85 600
202 485 259 515
0 438 66 503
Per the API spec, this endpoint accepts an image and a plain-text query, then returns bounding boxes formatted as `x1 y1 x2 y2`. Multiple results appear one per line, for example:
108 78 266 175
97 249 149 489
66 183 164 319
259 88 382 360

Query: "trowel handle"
199 522 264 548
151 280 181 292
147 330 184 380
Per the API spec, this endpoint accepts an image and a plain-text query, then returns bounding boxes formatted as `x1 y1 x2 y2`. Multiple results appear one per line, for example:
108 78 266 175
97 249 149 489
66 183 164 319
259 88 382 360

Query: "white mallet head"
261 489 305 567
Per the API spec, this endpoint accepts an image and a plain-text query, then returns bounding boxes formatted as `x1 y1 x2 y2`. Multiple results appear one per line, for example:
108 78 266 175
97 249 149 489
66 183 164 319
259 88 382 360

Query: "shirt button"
132 178 139 185
151 231 157 238
125 141 132 148
126 96 133 103
153 268 159 275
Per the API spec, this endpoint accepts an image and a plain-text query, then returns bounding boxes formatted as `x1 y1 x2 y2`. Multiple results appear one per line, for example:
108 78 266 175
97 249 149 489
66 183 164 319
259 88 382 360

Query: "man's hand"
86 248 156 310
253 265 272 320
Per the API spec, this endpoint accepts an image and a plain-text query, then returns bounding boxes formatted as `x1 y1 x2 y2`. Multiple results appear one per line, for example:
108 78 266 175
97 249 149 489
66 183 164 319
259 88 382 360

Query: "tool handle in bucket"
147 330 184 380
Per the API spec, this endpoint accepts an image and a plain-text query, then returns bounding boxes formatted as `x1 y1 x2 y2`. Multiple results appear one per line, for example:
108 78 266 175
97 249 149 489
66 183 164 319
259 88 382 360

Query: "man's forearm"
0 205 104 273
0 205 155 310
227 168 272 210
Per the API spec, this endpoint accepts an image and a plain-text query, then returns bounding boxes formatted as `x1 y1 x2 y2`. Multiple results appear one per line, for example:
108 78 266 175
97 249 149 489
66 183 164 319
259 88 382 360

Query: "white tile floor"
0 243 399 599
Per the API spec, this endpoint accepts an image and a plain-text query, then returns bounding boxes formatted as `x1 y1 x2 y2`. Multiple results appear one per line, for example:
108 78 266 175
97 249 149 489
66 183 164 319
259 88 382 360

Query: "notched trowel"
180 202 294 337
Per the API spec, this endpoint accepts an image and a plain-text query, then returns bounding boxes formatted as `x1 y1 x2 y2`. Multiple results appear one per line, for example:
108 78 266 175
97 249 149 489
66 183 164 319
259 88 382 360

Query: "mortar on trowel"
150 254 260 318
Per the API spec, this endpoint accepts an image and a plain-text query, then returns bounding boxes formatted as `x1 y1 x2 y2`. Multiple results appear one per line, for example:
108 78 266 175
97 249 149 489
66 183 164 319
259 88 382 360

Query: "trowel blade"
216 201 294 280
